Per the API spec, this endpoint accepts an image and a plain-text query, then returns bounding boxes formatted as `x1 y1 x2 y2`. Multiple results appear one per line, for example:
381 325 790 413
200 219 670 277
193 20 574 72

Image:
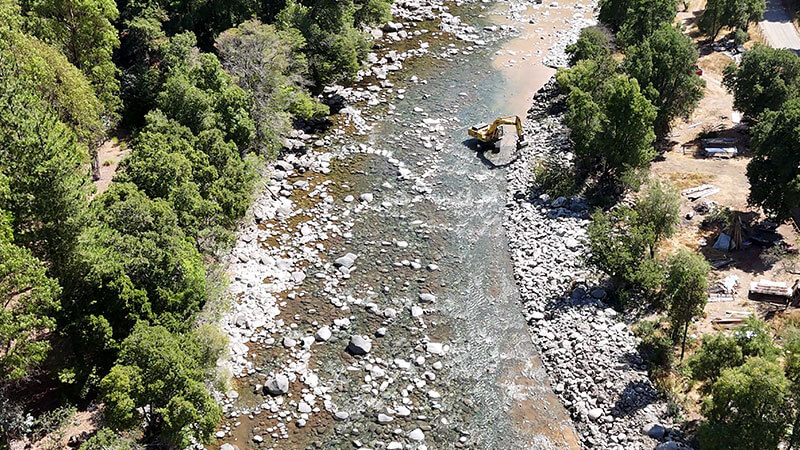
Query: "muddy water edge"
211 1 581 449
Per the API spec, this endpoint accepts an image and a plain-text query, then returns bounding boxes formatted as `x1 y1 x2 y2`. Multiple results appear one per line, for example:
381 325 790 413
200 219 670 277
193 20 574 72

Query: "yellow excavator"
468 116 528 150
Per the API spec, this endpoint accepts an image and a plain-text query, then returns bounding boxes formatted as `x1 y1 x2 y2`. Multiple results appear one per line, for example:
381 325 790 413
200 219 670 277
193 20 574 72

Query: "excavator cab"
468 115 528 151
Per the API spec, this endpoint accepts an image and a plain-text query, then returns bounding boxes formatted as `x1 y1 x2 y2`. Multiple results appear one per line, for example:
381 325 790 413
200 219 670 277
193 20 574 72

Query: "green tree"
277 0 370 86
586 206 664 299
354 0 392 27
665 249 710 358
689 333 744 384
0 8 105 144
598 0 630 31
64 183 207 358
624 25 705 136
556 56 618 97
0 70 91 272
782 327 800 449
732 316 777 358
699 0 764 40
746 98 800 221
566 26 613 65
634 179 680 256
217 20 327 157
26 0 121 120
156 34 255 149
79 428 141 449
698 357 789 450
100 323 222 446
723 44 800 119
566 74 657 190
116 112 255 245
617 0 678 46
0 175 60 383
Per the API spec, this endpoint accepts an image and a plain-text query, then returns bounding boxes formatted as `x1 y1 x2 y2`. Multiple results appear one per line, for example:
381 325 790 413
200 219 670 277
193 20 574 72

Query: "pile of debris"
708 274 738 302
749 279 794 302
682 184 720 201
701 137 738 159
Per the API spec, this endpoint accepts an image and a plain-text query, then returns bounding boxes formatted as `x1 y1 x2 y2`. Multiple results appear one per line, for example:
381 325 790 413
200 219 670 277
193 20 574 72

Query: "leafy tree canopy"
100 323 222 446
0 69 91 271
566 26 614 66
0 6 105 144
599 0 677 46
24 0 122 121
624 25 705 136
723 44 800 119
65 182 206 349
665 249 710 357
699 0 764 39
689 332 745 384
634 179 680 255
587 206 664 300
565 74 657 191
218 19 328 157
698 357 790 450
0 175 61 383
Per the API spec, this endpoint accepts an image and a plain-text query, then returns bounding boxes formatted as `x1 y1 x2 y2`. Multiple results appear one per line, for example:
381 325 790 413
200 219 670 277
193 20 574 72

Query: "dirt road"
760 0 800 51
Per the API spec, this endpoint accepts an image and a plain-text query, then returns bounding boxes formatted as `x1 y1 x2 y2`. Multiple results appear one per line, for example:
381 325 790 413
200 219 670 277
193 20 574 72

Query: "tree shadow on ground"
611 379 662 418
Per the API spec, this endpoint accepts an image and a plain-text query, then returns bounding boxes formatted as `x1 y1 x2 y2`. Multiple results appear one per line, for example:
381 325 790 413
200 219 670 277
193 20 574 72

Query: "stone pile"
503 80 692 449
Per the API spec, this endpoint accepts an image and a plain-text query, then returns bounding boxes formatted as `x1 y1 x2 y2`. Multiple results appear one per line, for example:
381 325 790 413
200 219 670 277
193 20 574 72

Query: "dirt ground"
647 0 800 419
92 134 130 198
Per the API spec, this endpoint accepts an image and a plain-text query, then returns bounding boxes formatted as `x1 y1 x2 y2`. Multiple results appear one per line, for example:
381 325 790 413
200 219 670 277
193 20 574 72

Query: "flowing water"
214 1 583 448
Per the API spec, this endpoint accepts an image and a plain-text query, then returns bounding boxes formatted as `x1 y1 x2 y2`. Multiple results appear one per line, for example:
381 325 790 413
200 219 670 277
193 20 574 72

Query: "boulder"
347 335 372 355
265 374 289 396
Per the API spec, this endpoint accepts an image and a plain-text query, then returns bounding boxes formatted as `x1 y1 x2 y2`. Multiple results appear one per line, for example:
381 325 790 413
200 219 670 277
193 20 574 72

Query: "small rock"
645 424 667 440
377 413 394 424
419 293 436 302
588 408 603 421
316 326 332 342
335 253 358 268
408 428 425 441
347 335 372 355
265 374 289 396
426 342 444 355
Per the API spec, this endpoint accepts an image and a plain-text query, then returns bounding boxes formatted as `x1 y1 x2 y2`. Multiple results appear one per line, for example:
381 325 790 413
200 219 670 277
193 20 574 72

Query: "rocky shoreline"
503 80 690 449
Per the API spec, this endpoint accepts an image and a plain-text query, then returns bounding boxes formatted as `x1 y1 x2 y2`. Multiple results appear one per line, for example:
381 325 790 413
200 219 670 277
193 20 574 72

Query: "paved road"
760 0 800 51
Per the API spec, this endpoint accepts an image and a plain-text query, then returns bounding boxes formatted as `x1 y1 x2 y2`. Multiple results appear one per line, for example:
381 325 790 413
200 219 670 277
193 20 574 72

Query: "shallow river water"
213 1 584 448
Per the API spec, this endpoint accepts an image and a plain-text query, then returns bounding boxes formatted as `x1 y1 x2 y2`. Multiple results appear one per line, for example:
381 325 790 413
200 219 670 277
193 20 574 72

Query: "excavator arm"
468 115 528 149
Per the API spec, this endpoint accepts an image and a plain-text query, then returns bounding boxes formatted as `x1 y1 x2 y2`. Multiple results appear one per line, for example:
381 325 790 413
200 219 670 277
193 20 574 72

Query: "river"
212 1 591 448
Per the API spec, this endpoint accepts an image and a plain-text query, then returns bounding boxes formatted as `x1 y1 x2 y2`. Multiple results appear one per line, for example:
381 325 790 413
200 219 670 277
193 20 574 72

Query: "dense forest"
0 0 392 446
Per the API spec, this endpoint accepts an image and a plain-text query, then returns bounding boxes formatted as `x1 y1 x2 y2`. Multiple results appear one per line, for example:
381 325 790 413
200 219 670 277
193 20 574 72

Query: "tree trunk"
680 319 689 360
91 151 101 181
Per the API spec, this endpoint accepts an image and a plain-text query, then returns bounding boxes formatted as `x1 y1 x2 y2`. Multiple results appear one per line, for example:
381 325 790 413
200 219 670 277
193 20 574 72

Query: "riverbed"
211 1 594 448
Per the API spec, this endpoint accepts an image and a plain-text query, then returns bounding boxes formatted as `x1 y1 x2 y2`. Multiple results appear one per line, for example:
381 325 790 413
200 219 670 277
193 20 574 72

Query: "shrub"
532 156 581 198
689 333 744 384
634 319 674 373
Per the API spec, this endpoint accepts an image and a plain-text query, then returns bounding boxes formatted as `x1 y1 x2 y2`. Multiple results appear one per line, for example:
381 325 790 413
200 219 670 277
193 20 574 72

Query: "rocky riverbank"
503 80 691 449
